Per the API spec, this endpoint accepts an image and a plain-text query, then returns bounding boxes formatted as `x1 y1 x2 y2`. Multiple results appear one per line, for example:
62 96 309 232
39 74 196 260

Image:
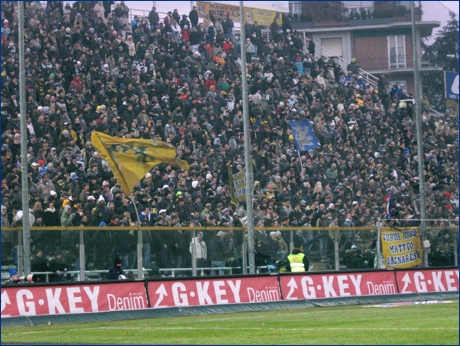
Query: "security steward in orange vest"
286 247 309 272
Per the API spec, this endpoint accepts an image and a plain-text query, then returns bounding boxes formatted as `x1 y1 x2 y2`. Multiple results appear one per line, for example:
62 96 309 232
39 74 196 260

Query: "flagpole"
191 229 197 276
240 1 255 274
130 195 144 280
297 150 303 173
90 133 145 279
411 1 428 267
90 132 190 279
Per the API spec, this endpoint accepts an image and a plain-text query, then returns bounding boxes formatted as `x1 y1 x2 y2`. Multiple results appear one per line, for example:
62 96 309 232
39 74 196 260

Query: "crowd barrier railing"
2 225 458 282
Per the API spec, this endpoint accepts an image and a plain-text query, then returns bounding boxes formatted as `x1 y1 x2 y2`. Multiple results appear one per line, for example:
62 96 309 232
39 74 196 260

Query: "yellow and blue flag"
91 132 189 196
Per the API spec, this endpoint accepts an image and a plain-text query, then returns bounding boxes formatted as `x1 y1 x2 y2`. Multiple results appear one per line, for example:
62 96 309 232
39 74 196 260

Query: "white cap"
162 184 169 190
159 209 167 214
352 201 358 205
50 190 57 196
351 245 358 250
206 174 212 180
192 181 199 189
87 195 96 201
98 195 105 203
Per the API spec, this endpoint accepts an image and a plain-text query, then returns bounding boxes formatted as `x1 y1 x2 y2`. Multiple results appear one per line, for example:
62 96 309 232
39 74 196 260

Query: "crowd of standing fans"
1 1 458 280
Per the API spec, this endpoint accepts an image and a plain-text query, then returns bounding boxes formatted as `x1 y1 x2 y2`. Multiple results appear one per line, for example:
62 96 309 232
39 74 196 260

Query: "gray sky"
423 1 459 43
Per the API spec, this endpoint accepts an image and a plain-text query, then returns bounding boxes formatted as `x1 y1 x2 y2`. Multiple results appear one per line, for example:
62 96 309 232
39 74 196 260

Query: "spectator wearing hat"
31 249 49 282
108 256 127 280
347 58 360 75
4 269 22 285
61 204 76 227
245 38 254 63
209 231 228 275
139 206 154 268
199 203 212 223
286 247 309 272
147 6 159 31
1 205 13 262
38 173 56 203
273 230 288 262
48 251 69 282
190 223 207 272
316 210 331 262
91 221 113 270
349 245 367 269
341 212 355 251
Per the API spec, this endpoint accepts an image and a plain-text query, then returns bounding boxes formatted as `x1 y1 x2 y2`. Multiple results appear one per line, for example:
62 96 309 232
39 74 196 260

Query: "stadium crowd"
1 1 458 280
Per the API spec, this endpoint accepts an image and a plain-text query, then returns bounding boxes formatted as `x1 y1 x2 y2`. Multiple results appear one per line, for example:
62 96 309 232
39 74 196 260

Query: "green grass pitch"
2 300 458 344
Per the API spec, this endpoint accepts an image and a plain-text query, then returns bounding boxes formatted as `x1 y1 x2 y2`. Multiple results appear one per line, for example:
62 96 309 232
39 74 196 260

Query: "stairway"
301 35 444 116
301 34 381 90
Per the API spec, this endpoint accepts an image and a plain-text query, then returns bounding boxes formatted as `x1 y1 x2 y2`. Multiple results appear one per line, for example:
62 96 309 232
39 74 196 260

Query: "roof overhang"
367 66 444 75
294 21 440 37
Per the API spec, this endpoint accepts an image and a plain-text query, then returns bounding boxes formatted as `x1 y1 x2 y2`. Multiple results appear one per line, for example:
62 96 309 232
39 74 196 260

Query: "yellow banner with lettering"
381 229 423 268
229 162 254 204
196 1 282 26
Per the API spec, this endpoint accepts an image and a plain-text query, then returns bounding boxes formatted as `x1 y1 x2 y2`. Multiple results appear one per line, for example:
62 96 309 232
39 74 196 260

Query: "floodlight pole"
411 1 428 267
376 218 382 269
240 1 255 274
18 2 31 276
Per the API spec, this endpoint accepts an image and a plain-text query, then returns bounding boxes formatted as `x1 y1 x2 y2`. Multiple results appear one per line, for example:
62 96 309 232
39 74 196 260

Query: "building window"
321 37 343 58
388 35 406 69
289 2 302 15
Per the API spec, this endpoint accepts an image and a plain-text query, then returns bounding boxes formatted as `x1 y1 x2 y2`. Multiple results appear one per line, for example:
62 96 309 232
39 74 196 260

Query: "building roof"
292 19 440 37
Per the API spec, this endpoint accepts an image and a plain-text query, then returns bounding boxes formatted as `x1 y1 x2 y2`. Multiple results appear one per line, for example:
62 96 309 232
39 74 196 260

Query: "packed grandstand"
1 1 458 281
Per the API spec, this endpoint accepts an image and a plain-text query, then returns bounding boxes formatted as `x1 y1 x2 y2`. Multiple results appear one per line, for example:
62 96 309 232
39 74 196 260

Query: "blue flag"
385 189 393 220
290 121 320 152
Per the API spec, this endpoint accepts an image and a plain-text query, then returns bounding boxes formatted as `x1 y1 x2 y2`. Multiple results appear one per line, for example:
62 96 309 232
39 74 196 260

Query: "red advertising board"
1 282 147 318
279 271 397 300
148 276 281 308
396 269 459 294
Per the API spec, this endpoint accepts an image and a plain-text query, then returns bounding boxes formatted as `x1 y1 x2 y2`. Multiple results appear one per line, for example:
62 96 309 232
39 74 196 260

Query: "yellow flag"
91 132 189 195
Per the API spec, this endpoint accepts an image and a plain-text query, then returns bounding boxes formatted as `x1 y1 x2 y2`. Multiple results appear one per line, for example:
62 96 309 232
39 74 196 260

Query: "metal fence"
2 223 457 283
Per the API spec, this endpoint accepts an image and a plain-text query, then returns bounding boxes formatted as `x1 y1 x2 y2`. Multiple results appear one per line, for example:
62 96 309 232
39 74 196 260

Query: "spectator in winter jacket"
347 57 360 75
189 6 198 28
190 228 207 270
3 269 22 285
209 231 228 275
108 256 127 279
48 252 69 282
245 38 254 63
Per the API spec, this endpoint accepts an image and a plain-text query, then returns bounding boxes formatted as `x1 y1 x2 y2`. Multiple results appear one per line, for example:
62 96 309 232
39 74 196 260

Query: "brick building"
291 2 443 95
